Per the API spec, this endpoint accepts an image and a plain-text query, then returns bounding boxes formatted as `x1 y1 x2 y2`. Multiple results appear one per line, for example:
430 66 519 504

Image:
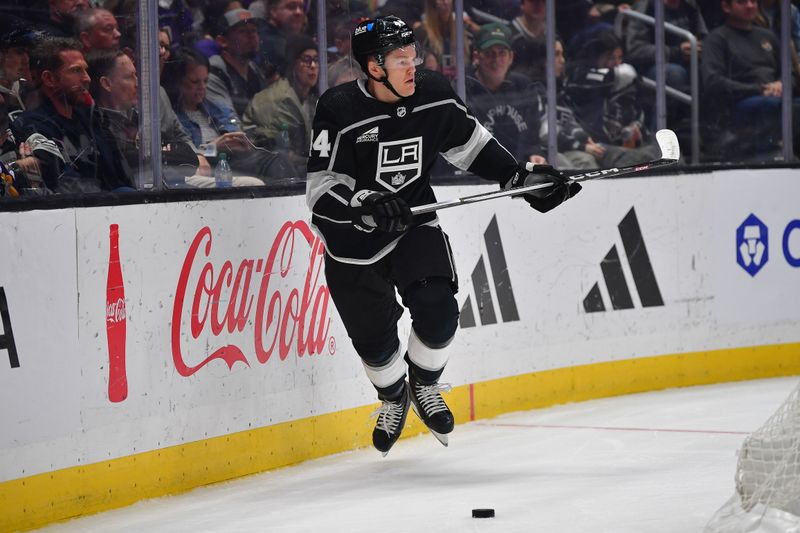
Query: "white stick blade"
655 129 680 161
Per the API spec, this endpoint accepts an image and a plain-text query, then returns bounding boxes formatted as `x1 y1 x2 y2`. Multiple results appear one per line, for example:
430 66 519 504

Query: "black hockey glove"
507 163 581 213
349 190 413 233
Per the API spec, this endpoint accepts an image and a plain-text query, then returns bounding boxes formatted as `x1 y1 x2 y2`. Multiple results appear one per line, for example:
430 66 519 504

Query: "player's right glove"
349 190 413 233
507 162 581 213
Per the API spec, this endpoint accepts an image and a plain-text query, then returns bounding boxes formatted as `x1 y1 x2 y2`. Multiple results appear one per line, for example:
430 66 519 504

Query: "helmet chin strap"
367 65 405 101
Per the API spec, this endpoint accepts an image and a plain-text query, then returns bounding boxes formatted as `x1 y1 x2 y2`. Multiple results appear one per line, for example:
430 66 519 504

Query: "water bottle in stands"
278 123 290 152
214 152 233 188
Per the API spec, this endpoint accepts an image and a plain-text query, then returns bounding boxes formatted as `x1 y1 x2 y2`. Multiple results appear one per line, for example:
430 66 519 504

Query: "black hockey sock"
405 353 444 385
376 375 406 401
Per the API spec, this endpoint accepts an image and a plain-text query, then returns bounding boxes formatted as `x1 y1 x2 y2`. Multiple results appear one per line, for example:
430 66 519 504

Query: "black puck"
472 508 495 518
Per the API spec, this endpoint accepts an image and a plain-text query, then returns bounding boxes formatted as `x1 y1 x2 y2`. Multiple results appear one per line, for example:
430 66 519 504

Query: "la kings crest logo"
375 137 422 191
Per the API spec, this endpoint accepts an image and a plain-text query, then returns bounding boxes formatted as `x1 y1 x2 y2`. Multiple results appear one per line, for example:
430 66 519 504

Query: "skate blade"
411 403 449 447
429 429 448 447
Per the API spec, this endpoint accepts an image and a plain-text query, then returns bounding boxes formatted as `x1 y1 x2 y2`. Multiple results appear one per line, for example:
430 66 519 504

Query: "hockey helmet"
351 16 415 74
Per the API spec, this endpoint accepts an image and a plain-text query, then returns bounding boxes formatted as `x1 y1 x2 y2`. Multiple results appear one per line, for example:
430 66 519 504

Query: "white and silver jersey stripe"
440 117 493 170
306 170 356 211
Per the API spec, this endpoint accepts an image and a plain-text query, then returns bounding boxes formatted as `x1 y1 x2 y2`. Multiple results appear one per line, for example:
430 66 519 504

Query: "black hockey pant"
324 224 459 400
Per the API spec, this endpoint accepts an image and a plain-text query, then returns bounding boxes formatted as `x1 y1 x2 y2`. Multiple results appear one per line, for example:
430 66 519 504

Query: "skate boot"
408 377 454 447
371 382 410 457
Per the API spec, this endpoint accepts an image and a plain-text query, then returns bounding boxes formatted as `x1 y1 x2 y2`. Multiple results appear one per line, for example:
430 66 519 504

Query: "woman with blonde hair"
415 0 477 80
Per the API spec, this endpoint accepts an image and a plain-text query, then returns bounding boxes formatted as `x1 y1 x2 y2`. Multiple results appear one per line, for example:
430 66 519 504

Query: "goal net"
706 380 800 533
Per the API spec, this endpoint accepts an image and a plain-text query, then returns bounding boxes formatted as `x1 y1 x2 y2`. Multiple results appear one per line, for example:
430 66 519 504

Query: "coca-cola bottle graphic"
106 224 127 402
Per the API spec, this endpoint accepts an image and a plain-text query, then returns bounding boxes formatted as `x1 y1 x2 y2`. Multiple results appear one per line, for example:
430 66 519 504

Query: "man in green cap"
465 23 545 164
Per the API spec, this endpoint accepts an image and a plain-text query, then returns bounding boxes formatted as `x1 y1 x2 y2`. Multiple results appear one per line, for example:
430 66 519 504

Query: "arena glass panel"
1 0 798 206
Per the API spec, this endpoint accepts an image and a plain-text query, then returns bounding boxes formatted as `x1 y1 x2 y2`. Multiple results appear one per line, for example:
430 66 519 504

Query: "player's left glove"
349 190 413 233
507 162 581 213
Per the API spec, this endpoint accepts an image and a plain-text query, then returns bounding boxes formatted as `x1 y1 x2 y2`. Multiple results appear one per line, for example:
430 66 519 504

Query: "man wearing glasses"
243 35 318 175
306 16 580 456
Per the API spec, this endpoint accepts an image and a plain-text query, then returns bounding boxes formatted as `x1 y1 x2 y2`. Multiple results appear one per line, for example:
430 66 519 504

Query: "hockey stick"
410 129 680 216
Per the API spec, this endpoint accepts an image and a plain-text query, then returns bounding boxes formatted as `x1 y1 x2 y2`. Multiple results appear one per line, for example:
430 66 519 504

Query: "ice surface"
37 377 799 533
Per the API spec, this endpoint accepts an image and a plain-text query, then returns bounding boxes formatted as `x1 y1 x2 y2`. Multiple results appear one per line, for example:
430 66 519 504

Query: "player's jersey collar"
357 79 375 100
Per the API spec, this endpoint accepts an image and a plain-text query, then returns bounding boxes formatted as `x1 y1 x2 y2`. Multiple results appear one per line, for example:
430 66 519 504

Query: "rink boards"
1 168 800 530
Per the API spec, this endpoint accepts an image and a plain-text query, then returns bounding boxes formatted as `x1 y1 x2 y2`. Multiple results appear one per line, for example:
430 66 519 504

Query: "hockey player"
306 16 581 455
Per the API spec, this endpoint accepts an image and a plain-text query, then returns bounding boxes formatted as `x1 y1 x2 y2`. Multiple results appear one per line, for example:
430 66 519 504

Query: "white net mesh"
706 381 800 533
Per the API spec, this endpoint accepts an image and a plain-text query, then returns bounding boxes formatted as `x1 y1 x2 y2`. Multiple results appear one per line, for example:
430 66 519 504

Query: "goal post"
706 381 800 533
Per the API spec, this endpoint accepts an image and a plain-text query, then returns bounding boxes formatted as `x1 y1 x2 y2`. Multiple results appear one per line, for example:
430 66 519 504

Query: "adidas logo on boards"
356 127 379 143
583 207 664 313
459 215 520 328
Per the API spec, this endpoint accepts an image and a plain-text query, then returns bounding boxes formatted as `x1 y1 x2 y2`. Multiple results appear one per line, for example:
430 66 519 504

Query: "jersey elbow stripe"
313 213 351 224
441 119 492 170
306 170 356 210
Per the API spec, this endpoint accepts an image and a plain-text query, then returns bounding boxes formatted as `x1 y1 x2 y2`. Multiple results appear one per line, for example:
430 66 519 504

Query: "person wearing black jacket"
702 0 800 157
11 38 133 193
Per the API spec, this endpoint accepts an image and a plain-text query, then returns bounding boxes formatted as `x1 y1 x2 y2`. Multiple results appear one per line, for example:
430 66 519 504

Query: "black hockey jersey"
306 69 518 264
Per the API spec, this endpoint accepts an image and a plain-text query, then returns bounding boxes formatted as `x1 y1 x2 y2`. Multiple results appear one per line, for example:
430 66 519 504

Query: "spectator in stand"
243 35 318 176
11 38 134 193
702 0 800 157
0 29 51 194
508 0 546 83
75 8 122 53
0 30 33 117
328 17 355 62
624 0 708 94
565 30 658 153
251 0 307 75
464 23 546 163
159 28 172 74
88 49 262 187
162 47 293 182
204 2 271 117
416 0 477 81
756 0 800 63
31 0 89 39
509 0 544 42
537 37 659 168
328 56 364 87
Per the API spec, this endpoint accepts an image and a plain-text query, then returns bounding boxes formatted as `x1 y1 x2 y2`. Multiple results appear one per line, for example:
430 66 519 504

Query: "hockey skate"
371 383 410 457
408 378 454 447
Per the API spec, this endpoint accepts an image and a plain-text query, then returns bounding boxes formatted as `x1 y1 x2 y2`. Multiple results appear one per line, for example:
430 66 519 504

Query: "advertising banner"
1 168 799 485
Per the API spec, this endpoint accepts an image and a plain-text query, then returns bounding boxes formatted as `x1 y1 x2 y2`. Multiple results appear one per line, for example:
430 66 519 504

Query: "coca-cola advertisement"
106 223 127 403
102 216 337 407
171 219 335 377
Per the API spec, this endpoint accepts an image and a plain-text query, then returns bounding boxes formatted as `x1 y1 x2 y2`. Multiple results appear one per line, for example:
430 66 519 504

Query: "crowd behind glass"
0 0 798 199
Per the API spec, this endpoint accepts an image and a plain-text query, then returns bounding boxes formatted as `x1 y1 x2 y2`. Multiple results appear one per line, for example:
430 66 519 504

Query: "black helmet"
351 16 415 73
